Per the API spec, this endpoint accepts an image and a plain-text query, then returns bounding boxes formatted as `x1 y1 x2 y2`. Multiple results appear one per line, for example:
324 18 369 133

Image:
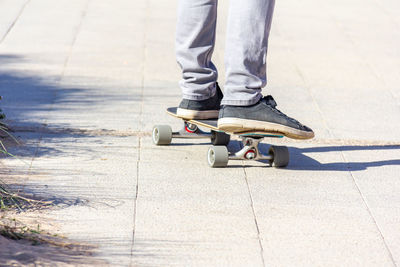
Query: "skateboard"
152 107 289 168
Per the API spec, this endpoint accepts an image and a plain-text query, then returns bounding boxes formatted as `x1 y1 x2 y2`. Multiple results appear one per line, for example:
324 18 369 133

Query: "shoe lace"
263 95 304 126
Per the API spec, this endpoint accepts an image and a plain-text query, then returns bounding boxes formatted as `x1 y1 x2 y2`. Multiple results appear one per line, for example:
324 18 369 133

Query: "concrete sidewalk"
1 0 400 266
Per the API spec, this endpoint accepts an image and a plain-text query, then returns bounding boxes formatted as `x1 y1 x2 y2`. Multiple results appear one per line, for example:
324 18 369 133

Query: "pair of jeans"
176 0 275 106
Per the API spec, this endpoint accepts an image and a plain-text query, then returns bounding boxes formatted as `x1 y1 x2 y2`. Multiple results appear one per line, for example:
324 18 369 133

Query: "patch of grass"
0 184 75 248
0 96 4 120
1 95 54 244
1 95 19 157
0 216 74 247
0 183 64 247
0 216 44 245
0 122 18 158
0 182 52 212
0 103 32 212
0 183 27 211
0 95 33 211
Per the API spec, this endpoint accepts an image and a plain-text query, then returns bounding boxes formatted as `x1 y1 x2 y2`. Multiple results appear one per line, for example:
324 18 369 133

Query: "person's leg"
222 0 275 106
219 0 314 139
175 0 223 119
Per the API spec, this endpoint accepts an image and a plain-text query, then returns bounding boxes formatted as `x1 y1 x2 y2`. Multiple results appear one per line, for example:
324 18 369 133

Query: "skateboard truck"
207 136 289 168
171 122 211 139
230 137 269 161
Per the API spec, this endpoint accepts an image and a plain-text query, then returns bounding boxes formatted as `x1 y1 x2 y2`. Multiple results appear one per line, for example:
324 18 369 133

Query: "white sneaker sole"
218 117 314 140
176 108 219 120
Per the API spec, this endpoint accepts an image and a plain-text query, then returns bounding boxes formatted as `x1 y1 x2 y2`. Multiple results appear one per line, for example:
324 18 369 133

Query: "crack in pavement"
0 0 30 44
242 165 266 267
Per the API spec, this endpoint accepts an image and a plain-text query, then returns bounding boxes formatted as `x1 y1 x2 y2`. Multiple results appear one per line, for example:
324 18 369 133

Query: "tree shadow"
0 164 90 212
0 53 145 158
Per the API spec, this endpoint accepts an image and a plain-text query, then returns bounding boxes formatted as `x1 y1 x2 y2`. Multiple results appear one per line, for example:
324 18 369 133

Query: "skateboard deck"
166 107 283 138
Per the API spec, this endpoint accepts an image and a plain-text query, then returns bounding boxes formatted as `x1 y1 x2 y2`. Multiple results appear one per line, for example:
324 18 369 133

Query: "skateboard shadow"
168 140 400 171
257 143 400 171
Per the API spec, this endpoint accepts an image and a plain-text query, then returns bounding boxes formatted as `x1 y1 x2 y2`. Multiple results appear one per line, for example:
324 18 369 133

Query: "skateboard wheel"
207 146 229 168
268 145 289 167
211 131 230 146
152 125 172 145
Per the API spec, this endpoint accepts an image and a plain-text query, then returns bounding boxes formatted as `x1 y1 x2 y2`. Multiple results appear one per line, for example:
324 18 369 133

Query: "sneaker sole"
218 117 314 140
176 108 219 120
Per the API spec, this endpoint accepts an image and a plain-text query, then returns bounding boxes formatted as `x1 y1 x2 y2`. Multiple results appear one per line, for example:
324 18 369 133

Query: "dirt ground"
0 199 107 266
0 235 106 266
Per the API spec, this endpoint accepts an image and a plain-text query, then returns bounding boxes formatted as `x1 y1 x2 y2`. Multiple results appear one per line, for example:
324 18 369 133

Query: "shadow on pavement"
258 143 400 171
0 235 106 266
152 134 400 171
0 53 142 158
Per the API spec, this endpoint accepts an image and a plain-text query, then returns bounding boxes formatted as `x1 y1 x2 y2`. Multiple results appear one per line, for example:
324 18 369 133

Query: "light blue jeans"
176 0 275 106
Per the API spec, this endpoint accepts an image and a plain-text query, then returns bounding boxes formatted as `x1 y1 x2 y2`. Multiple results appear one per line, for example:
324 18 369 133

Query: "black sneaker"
176 83 223 120
218 95 314 139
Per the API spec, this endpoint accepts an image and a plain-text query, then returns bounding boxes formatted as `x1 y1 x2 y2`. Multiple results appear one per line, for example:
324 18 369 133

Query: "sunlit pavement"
1 0 400 266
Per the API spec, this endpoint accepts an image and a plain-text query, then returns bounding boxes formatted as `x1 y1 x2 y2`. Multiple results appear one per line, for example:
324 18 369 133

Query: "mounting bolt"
245 150 256 159
185 123 198 133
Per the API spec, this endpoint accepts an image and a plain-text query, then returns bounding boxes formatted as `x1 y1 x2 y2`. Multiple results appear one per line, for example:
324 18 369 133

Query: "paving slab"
245 143 397 266
132 137 262 266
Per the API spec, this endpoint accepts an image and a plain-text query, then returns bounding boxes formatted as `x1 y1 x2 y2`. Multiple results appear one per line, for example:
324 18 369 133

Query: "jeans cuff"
181 84 216 100
221 94 262 106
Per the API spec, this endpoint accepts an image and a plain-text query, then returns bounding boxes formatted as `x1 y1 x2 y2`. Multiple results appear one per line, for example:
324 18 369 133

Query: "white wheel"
207 146 229 167
268 145 289 167
152 125 172 145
